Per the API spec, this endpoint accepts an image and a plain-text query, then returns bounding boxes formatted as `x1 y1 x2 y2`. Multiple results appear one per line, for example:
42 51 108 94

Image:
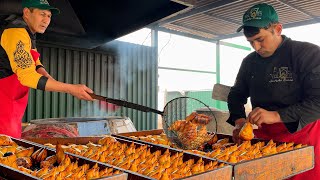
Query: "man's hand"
247 107 281 128
232 118 246 144
66 84 94 101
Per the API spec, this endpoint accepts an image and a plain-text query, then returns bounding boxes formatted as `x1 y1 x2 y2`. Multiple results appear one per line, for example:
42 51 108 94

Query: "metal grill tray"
0 138 127 180
114 129 314 180
28 136 233 180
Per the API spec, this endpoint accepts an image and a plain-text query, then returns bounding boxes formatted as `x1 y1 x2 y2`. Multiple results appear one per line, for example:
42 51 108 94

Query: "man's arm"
35 67 92 100
227 59 250 126
44 78 93 100
2 28 93 101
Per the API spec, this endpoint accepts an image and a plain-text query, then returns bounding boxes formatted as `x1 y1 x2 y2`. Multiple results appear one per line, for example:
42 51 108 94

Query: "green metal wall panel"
22 41 158 131
186 91 228 111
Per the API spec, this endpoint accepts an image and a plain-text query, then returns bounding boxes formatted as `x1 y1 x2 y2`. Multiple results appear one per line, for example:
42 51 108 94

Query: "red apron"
254 121 320 179
0 49 39 138
0 74 29 138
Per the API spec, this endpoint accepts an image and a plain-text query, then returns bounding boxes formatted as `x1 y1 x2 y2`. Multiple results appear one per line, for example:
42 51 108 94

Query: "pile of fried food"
129 133 172 146
44 136 225 180
126 131 307 164
168 112 214 149
186 138 307 163
0 134 121 180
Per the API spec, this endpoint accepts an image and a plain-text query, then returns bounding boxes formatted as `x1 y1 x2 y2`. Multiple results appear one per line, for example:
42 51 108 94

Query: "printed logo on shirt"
269 67 293 83
14 41 33 69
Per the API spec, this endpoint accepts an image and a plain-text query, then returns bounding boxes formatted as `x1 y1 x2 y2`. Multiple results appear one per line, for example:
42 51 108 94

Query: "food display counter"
0 136 127 180
28 136 233 180
114 129 314 180
1 128 313 180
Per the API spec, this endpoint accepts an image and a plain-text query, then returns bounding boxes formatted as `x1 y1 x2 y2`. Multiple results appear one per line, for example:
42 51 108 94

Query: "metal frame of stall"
150 27 251 111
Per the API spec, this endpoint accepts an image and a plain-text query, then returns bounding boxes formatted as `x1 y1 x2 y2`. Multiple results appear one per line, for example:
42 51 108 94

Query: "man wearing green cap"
0 0 94 138
227 3 320 178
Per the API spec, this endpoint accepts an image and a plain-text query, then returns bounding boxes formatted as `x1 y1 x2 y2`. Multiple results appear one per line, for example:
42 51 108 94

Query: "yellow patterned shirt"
0 18 48 90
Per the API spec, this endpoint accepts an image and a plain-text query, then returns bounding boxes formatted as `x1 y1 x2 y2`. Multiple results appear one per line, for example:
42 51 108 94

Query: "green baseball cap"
22 0 60 15
236 3 278 32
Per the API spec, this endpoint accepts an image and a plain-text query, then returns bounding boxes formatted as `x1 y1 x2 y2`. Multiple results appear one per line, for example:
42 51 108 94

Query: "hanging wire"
158 33 172 63
141 29 152 46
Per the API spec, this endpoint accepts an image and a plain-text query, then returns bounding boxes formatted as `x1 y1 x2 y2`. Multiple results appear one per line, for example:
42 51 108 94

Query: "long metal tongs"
89 93 163 115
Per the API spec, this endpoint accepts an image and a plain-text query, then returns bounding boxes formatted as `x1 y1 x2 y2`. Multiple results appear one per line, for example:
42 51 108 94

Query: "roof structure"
1 0 320 47
155 0 320 42
0 0 188 49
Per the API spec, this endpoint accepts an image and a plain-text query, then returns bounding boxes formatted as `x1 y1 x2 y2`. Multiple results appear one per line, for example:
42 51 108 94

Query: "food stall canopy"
154 0 320 42
0 0 189 49
2 0 320 48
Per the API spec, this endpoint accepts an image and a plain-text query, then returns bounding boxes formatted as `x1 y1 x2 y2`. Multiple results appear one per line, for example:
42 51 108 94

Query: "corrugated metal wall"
23 41 158 131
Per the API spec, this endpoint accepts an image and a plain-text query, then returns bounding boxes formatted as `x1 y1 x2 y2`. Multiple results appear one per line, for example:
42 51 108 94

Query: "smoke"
113 40 155 101
73 98 120 118
67 40 158 131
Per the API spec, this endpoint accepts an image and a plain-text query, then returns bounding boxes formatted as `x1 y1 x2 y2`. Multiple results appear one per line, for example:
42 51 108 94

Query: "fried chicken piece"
191 163 203 174
0 135 14 146
159 169 170 180
18 166 34 174
169 112 213 149
204 161 217 171
36 148 48 163
40 155 57 169
186 112 211 125
16 157 32 168
44 143 56 149
16 147 34 158
86 165 100 179
212 138 229 149
227 154 238 163
56 144 66 164
276 142 287 152
208 148 221 158
238 141 251 151
194 114 211 125
31 148 42 162
168 120 187 131
98 136 117 145
0 154 18 168
239 121 254 141
0 145 17 154
33 166 49 178
99 167 113 177
186 112 197 122
207 134 218 145
129 160 138 172
294 144 307 149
